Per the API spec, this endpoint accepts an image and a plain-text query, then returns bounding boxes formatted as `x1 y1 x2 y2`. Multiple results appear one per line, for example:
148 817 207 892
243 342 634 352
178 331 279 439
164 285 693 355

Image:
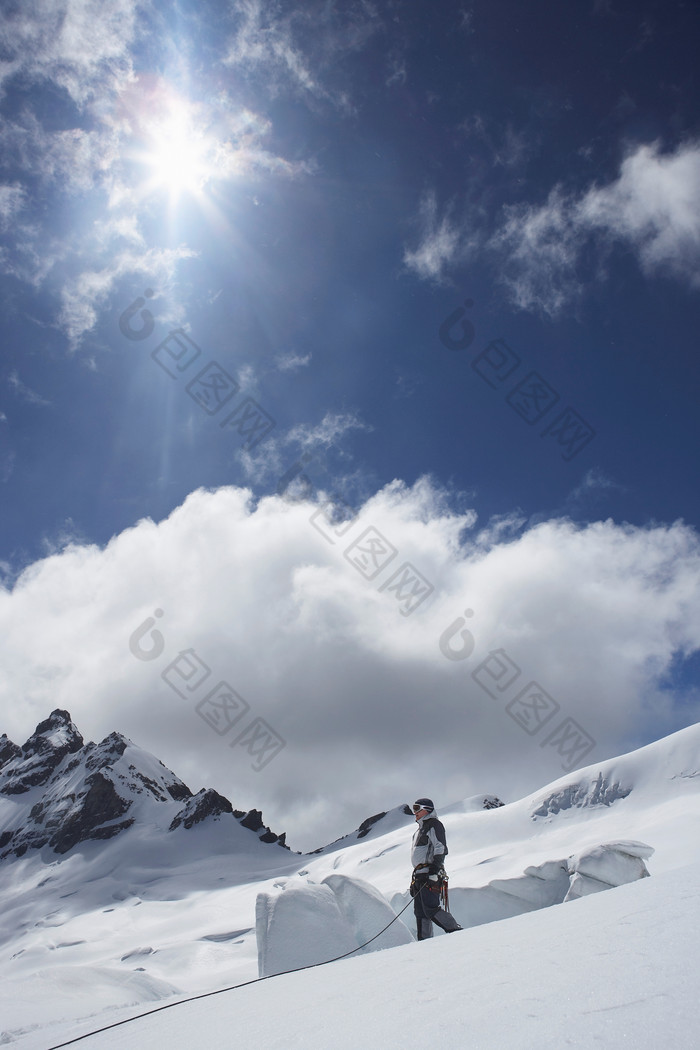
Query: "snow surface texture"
1 720 699 1047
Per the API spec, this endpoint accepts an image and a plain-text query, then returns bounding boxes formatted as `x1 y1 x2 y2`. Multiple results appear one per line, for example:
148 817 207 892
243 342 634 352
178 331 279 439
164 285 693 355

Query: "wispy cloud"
58 245 197 351
224 0 382 112
8 371 51 407
286 411 372 450
237 409 371 487
491 140 700 315
0 0 138 106
403 191 474 283
567 468 623 503
275 351 312 373
489 187 585 316
0 185 25 229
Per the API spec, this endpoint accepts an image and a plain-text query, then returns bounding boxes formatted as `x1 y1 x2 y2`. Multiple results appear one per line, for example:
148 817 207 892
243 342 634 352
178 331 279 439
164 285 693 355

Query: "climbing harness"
45 895 416 1050
410 864 449 908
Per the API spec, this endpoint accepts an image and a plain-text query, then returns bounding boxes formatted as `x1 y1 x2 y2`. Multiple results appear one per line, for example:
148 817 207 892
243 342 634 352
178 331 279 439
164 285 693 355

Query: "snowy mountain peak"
0 711 290 862
0 708 83 796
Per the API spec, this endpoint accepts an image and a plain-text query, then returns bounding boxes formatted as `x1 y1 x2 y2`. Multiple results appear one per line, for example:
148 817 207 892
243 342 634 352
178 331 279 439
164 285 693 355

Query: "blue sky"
1 1 699 848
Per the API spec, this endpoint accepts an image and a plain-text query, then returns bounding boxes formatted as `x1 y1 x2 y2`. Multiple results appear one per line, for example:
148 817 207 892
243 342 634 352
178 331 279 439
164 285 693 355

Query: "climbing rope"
45 895 416 1049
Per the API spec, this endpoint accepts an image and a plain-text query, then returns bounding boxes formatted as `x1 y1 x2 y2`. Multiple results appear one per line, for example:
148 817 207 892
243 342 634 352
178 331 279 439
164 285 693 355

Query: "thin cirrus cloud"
402 191 472 284
7 371 51 407
224 0 383 111
490 140 700 315
275 351 312 373
0 477 698 848
286 411 373 450
0 185 26 230
57 245 197 352
236 410 371 490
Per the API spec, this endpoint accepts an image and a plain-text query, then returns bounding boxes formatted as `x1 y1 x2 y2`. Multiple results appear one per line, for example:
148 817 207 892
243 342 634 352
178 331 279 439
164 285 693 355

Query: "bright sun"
136 89 216 200
147 114 210 197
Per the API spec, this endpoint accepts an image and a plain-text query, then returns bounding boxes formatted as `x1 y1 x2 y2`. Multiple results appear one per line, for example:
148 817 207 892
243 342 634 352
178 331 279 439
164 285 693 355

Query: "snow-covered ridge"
0 709 290 862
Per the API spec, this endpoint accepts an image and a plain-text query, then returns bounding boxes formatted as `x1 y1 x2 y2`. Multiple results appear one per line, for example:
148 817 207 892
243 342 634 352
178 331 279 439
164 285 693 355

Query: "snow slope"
35 861 700 1050
1 721 699 1048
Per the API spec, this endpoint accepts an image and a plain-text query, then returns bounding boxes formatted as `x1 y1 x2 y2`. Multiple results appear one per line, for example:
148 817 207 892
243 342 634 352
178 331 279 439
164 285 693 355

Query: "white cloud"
0 112 122 197
58 244 197 350
7 371 51 407
490 187 588 316
1 479 698 850
0 0 138 106
224 0 381 112
237 409 370 489
565 468 623 510
0 185 25 230
491 140 700 315
403 191 473 284
579 141 700 284
385 53 407 88
226 0 322 98
275 351 312 373
286 411 372 450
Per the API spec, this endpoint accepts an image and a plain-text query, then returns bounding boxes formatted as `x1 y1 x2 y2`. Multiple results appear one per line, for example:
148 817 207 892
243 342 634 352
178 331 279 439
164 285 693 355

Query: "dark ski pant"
413 883 462 940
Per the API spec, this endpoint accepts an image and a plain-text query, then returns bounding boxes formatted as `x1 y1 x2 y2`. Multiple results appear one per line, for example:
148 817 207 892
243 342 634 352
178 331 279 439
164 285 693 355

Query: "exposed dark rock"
239 808 265 833
129 768 169 802
89 818 135 841
532 773 632 819
167 780 193 802
51 772 132 855
0 734 21 769
483 796 505 810
357 812 386 838
169 788 234 830
237 809 288 848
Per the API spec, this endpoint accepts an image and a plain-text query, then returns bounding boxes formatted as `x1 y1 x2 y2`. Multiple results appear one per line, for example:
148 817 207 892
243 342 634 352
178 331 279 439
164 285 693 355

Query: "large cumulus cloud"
1 478 699 850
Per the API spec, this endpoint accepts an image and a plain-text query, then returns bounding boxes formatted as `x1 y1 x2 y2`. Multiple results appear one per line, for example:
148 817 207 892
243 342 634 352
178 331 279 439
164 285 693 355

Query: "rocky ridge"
0 710 290 861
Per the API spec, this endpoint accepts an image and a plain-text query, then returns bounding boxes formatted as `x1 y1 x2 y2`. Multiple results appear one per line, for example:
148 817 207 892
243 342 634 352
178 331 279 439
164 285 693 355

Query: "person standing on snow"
410 798 463 940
